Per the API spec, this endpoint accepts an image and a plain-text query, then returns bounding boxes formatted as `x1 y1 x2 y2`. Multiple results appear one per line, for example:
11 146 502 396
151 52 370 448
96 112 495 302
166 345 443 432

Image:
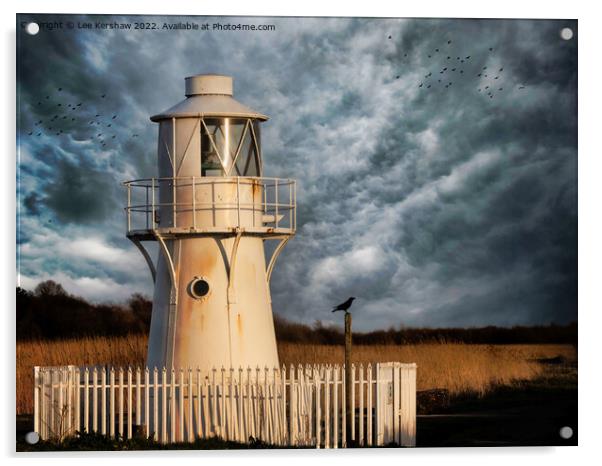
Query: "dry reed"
16 335 576 415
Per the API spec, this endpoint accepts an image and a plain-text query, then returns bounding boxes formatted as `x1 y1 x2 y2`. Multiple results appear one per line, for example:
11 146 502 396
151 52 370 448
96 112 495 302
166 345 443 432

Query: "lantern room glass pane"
201 118 258 176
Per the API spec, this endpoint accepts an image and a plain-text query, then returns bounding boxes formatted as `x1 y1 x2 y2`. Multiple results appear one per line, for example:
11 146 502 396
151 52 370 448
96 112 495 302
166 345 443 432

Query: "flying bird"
489 47 493 51
332 297 356 313
519 86 525 89
101 94 106 98
447 40 452 44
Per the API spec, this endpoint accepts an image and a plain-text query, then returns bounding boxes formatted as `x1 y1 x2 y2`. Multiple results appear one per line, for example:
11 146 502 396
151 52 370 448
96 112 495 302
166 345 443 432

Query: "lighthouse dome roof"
150 74 268 122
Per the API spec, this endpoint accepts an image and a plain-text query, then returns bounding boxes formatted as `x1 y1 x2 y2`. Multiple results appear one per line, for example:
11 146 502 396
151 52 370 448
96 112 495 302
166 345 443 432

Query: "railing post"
127 184 131 233
192 177 196 230
289 180 292 230
151 178 156 228
275 180 279 228
236 177 241 227
172 178 177 229
145 185 149 230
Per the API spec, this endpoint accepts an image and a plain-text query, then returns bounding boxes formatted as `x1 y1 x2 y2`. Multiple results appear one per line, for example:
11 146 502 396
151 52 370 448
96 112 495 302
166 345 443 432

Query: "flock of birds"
25 36 526 143
25 88 139 147
387 36 527 100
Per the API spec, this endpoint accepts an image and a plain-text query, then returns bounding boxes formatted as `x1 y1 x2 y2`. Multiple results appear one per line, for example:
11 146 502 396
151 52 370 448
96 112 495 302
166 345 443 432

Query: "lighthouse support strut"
129 237 157 283
266 237 290 284
153 231 179 367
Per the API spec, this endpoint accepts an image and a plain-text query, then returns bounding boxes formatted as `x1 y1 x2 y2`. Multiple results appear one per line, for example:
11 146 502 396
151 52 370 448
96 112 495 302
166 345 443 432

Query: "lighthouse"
125 74 296 372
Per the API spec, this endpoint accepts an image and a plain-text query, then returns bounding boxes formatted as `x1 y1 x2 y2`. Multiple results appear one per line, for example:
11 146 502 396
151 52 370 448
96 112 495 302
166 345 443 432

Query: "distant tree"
34 280 67 297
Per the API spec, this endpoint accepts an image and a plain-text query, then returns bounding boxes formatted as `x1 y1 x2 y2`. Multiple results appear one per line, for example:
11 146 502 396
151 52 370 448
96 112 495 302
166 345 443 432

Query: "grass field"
16 335 576 415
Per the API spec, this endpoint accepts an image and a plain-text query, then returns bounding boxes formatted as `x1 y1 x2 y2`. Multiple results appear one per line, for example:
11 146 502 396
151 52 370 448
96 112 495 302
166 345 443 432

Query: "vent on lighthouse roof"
150 74 269 122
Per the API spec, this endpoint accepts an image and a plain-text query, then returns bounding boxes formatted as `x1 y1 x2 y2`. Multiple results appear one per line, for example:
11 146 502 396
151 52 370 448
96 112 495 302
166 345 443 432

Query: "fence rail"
34 363 416 448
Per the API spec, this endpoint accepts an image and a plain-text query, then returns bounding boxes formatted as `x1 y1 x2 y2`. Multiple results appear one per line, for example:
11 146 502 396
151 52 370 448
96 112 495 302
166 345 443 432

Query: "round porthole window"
190 277 210 299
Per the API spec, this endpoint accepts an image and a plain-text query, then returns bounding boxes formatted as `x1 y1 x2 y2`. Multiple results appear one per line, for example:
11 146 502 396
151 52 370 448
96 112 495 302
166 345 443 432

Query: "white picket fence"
34 362 416 448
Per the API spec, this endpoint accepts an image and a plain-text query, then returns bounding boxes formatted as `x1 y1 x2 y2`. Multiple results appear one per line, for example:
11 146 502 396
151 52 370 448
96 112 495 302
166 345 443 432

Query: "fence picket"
359 364 364 446
83 368 89 433
367 364 373 446
127 367 133 439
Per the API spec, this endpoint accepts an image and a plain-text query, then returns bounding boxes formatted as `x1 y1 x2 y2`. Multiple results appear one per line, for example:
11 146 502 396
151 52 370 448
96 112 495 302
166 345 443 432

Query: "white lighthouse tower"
125 74 296 372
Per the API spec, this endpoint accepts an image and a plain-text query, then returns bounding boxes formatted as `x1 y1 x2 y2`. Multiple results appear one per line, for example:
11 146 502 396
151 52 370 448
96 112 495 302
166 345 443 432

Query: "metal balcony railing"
124 176 296 238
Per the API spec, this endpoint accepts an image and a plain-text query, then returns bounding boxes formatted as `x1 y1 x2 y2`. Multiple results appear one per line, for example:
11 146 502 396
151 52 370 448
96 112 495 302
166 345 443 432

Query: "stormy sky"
16 15 577 330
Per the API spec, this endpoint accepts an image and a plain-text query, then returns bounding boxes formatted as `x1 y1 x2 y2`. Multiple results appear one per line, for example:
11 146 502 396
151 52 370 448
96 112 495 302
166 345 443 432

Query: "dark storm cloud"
16 15 577 329
43 158 118 223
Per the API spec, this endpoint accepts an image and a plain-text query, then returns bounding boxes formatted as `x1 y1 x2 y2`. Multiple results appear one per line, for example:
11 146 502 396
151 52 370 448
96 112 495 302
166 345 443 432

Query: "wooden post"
345 312 353 447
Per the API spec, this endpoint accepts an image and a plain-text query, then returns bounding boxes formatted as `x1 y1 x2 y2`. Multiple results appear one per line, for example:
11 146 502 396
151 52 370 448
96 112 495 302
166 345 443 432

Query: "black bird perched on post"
332 297 356 313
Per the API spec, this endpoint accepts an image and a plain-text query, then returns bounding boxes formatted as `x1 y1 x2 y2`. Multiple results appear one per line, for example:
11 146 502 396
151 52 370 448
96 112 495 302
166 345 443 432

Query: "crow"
332 297 356 313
